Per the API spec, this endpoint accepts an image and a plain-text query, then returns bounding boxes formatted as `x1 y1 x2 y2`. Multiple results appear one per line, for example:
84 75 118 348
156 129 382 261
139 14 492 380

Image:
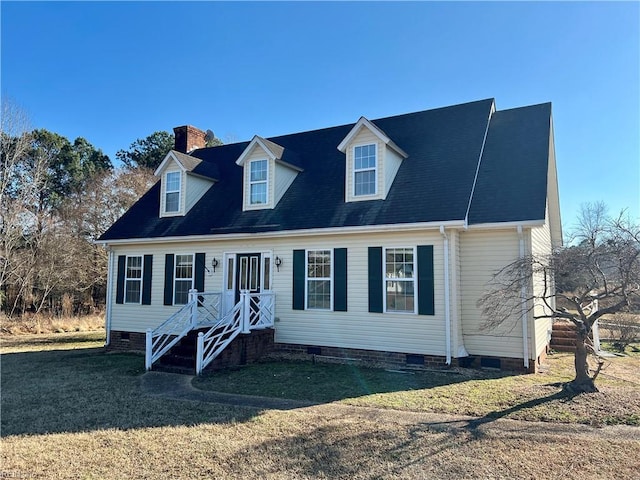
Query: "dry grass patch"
0 312 105 335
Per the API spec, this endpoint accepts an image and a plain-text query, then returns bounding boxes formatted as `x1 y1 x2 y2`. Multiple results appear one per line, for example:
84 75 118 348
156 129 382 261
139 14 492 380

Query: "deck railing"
196 290 275 375
145 289 222 371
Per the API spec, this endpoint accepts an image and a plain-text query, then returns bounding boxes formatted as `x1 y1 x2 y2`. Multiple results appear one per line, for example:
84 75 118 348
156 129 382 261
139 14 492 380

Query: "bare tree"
1 99 35 313
479 203 640 393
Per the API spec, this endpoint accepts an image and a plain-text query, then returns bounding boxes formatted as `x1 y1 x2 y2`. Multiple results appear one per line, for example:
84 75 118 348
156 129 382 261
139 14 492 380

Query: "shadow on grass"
193 359 500 403
1 346 262 437
466 389 578 430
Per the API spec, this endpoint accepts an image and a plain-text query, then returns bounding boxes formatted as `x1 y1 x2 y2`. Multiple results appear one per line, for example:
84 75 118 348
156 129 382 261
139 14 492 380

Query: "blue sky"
2 1 639 228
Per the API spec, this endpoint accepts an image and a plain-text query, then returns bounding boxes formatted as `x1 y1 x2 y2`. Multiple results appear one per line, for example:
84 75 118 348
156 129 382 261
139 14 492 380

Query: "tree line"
0 101 179 317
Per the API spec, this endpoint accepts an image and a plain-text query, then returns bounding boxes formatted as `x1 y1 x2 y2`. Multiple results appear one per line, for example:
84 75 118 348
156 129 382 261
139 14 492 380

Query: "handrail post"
270 293 275 327
189 289 198 329
196 332 204 375
241 290 251 333
145 328 152 370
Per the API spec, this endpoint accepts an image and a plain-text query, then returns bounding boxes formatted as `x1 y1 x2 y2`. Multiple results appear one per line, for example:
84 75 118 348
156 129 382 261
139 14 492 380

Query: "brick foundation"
275 343 541 373
108 330 146 352
108 329 542 374
205 328 274 371
108 328 275 371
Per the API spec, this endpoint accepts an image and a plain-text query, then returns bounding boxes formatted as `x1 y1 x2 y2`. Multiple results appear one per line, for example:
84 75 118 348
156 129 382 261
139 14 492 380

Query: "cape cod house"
98 98 562 374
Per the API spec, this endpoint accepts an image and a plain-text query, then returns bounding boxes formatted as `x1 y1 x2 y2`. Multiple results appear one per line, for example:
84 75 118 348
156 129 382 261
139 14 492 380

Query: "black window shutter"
417 245 435 315
368 247 383 313
164 254 175 306
115 255 126 304
292 250 305 310
142 255 153 305
333 248 347 312
194 253 206 292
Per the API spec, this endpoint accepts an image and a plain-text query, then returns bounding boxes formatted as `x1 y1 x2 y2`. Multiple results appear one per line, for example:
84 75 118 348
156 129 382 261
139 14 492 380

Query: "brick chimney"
173 125 207 153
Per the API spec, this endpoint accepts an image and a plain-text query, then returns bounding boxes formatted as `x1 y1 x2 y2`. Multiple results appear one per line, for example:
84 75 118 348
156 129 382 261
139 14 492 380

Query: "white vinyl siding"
384 147 403 198
531 212 554 359
274 162 298 206
459 229 527 358
185 175 214 212
109 230 446 356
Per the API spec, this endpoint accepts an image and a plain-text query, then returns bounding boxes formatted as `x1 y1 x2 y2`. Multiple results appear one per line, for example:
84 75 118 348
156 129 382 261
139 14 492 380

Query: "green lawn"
2 333 639 479
194 350 640 426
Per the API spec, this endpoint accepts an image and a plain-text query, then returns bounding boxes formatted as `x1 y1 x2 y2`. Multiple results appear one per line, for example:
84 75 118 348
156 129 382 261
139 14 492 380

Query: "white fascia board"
235 136 278 166
274 159 304 172
96 219 467 246
185 171 217 183
338 117 389 152
153 151 186 177
386 140 409 159
337 117 408 158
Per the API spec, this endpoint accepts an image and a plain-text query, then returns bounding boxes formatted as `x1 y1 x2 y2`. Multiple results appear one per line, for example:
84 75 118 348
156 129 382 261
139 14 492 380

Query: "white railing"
195 291 222 327
196 301 243 375
196 290 275 375
249 292 275 330
145 289 222 371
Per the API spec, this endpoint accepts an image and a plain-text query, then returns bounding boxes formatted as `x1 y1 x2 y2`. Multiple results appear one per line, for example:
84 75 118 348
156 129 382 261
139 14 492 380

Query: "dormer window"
338 117 408 203
354 144 377 196
165 171 181 213
236 136 303 211
249 159 268 205
154 149 217 218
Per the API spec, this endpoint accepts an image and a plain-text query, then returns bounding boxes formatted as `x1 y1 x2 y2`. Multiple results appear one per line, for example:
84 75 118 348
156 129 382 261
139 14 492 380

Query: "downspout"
517 226 529 369
104 247 114 346
440 226 451 365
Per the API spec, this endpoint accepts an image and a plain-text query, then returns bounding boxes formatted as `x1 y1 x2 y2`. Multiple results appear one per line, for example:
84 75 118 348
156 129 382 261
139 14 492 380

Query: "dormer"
154 150 218 218
236 135 303 211
338 117 408 202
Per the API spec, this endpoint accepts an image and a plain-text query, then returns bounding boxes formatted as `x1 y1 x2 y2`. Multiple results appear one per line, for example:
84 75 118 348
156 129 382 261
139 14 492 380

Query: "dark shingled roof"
99 98 552 241
467 102 552 224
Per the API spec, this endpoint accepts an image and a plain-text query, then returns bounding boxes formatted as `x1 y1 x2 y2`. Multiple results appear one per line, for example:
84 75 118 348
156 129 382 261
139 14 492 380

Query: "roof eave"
96 219 467 246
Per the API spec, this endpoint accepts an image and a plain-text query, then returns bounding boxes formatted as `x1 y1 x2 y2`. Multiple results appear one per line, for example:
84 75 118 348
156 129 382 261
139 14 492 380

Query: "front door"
235 253 261 303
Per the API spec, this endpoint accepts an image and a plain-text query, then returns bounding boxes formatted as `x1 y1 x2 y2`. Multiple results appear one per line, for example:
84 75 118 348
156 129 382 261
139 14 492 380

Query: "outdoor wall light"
275 256 282 272
211 258 219 273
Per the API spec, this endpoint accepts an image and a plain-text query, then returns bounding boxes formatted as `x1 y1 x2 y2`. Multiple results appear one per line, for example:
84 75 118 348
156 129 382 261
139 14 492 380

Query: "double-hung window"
384 247 415 313
249 159 268 205
353 144 377 196
306 250 332 310
165 171 181 213
125 256 143 303
174 254 194 304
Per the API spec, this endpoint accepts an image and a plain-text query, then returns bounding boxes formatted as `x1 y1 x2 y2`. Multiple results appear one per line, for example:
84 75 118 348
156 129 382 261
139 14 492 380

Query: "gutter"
104 248 114 346
440 226 452 365
517 225 530 369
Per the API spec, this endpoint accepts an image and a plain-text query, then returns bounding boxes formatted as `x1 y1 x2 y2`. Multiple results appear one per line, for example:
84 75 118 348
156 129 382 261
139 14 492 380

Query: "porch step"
152 328 205 374
550 321 578 352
